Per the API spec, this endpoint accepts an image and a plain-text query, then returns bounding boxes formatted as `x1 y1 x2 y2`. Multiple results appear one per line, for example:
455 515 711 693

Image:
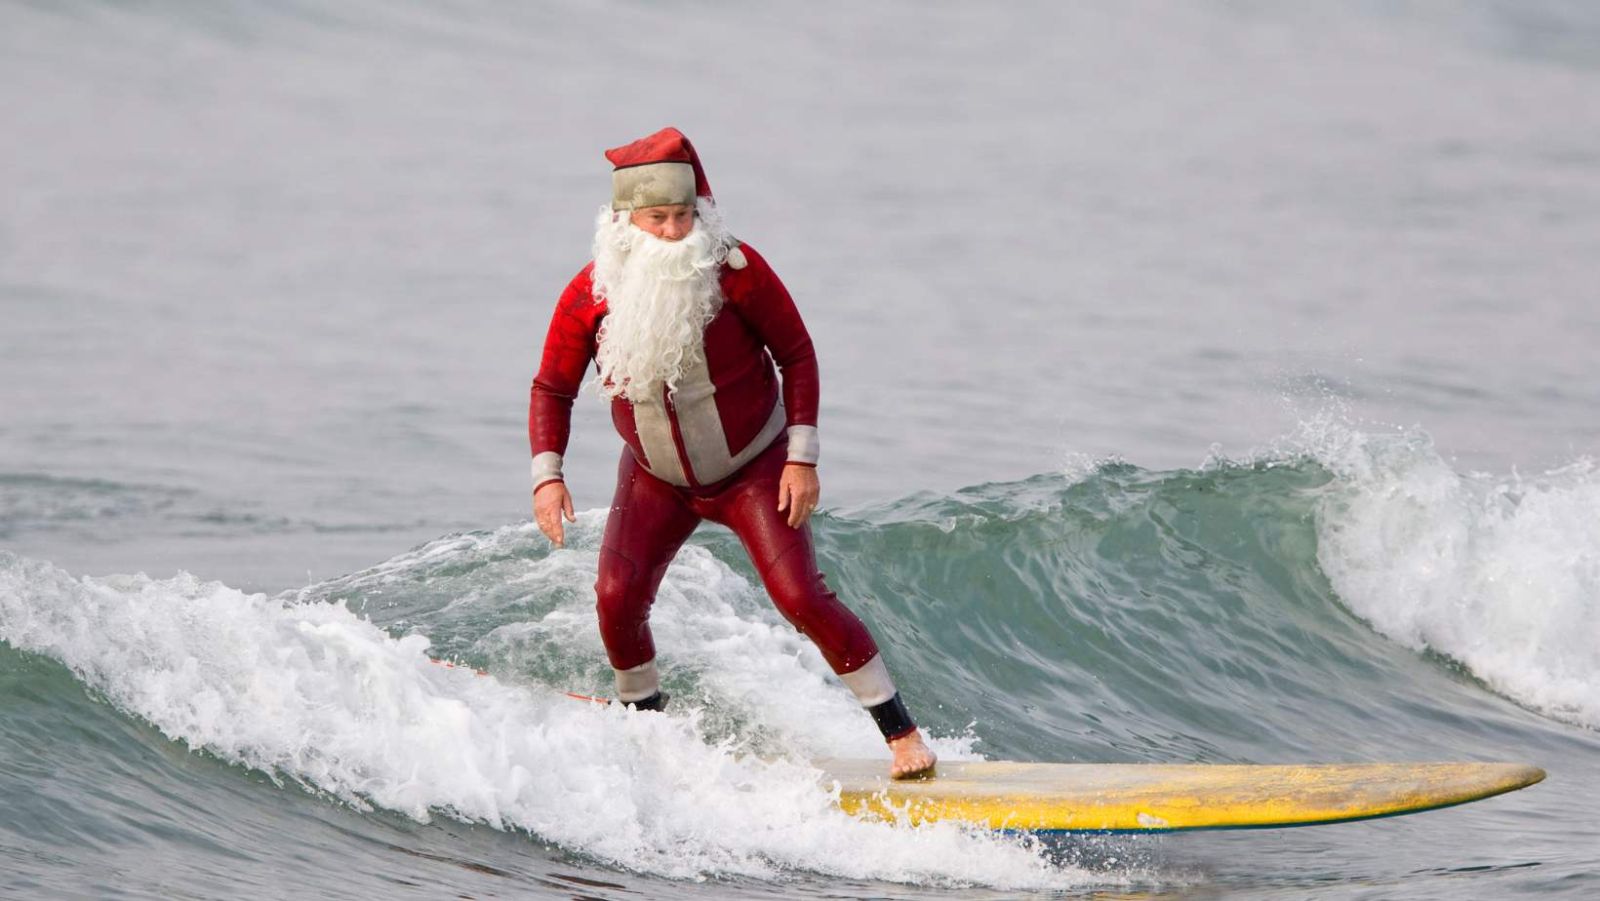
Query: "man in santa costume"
528 127 936 778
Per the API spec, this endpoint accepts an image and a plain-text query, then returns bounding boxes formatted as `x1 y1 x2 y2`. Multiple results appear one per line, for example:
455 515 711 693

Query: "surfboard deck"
815 759 1545 832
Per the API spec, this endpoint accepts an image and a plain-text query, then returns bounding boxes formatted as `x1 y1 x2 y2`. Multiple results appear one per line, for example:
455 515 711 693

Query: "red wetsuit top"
528 244 821 490
526 243 912 736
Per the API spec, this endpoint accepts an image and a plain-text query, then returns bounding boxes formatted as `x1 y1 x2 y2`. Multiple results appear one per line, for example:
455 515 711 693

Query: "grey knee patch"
839 655 897 707
613 659 661 703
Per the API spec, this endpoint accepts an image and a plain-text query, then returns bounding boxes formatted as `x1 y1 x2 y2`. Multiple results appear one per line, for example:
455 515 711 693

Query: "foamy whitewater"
0 544 1083 889
1304 425 1600 730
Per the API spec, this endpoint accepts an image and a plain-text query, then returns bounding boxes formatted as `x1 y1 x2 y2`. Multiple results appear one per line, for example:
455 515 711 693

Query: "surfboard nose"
1487 762 1546 792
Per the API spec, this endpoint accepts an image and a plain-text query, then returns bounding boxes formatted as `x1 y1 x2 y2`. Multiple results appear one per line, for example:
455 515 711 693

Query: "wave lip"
1305 425 1600 730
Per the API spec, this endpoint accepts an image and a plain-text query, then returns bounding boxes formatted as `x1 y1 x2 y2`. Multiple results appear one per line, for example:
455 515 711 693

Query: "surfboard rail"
816 760 1546 832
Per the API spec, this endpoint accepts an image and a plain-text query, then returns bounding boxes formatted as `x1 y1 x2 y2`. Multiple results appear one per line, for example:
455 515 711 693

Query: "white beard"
590 199 734 403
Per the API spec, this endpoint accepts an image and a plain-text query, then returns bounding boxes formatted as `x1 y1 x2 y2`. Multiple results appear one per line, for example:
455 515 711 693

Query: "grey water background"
2 1 1598 898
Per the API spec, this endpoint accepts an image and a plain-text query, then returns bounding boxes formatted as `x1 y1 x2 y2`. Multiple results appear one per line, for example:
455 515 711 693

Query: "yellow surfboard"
817 760 1545 832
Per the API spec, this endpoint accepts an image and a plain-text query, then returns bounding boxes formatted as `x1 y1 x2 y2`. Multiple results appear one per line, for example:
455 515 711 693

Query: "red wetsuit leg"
595 449 701 671
694 441 881 675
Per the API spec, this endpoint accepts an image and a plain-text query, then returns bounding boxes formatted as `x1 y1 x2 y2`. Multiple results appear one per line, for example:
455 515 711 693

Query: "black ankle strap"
628 691 670 712
868 693 916 741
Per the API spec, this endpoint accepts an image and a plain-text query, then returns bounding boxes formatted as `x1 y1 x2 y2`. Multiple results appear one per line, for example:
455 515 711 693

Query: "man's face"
629 204 694 242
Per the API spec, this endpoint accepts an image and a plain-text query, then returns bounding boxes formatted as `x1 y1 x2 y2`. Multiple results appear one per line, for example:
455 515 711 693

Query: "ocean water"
2 1 1598 898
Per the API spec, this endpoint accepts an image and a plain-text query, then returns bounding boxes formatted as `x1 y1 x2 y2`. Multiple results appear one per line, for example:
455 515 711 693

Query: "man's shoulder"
563 261 597 294
552 262 605 330
727 240 769 273
558 262 601 306
719 241 781 298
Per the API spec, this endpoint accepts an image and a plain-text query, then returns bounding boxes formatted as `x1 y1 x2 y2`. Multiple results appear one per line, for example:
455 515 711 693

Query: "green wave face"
808 460 1560 765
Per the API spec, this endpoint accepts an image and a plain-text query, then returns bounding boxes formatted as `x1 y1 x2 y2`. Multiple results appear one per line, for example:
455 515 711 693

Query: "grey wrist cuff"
786 425 819 466
531 451 564 487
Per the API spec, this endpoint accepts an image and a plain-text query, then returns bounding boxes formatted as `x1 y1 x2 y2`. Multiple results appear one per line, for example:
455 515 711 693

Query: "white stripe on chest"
631 348 783 486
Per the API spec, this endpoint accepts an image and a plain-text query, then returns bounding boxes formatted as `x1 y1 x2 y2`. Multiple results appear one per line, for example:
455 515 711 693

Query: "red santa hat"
605 126 712 211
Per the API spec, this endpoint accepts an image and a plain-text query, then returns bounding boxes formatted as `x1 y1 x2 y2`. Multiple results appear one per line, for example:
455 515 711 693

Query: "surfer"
528 127 936 779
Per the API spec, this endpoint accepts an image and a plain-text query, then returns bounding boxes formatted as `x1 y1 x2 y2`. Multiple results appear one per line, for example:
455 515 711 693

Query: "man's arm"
724 245 822 527
724 244 820 468
529 267 600 544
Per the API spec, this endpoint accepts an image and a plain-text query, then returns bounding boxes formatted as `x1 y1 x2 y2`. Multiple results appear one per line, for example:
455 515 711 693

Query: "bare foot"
888 729 937 780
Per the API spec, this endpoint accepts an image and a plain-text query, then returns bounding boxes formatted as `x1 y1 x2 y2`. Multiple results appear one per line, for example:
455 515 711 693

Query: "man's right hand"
533 481 577 547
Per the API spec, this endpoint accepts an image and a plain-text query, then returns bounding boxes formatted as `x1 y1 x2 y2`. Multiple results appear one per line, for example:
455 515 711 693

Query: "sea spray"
0 550 1090 889
1302 427 1600 730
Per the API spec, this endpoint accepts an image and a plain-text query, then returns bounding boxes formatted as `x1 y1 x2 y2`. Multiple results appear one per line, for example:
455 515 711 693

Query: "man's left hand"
777 464 820 528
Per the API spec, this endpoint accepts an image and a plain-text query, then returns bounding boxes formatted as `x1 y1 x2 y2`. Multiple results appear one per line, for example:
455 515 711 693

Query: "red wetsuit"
528 244 909 735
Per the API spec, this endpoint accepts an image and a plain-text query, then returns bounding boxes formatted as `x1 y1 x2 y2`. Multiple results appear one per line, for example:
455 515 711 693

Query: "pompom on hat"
605 126 713 211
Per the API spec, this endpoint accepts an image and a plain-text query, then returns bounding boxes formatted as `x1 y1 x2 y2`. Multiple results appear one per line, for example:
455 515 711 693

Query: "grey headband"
612 162 696 211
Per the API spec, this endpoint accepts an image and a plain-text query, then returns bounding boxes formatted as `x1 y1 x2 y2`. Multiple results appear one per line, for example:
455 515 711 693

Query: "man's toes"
891 751 937 780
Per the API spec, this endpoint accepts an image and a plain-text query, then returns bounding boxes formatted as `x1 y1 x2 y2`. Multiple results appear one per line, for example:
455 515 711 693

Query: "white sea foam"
1293 421 1600 730
445 523 979 763
0 545 1090 888
1060 451 1126 485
